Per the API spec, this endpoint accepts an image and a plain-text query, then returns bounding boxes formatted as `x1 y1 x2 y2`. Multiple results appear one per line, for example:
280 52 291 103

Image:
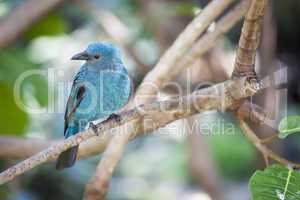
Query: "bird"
56 42 132 170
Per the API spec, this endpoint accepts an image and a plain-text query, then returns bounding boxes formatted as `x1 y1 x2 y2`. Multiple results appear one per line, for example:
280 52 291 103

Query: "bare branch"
0 100 270 161
231 0 268 78
0 0 66 48
0 136 111 161
0 78 259 185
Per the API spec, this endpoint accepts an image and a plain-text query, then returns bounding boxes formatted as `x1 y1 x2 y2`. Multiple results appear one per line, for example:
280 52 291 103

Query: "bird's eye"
94 55 100 59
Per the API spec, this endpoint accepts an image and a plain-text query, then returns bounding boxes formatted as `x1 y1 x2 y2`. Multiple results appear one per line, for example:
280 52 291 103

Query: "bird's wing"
116 62 134 105
64 77 86 135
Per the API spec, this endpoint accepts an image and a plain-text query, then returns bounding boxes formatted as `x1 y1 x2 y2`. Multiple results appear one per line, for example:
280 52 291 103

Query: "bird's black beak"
71 51 89 60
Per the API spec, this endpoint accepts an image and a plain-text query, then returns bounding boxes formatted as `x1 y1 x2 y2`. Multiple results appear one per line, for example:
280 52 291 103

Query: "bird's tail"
56 125 79 170
56 145 79 170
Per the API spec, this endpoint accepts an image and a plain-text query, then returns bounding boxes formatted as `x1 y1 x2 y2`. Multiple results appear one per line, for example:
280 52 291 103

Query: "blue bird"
56 42 132 170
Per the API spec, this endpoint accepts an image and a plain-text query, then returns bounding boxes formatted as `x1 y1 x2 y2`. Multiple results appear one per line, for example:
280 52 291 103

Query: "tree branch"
238 101 271 126
231 0 268 78
0 0 66 48
0 135 111 161
0 100 270 160
0 78 259 185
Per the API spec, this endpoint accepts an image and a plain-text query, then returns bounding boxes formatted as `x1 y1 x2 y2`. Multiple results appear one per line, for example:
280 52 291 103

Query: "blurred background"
0 0 300 200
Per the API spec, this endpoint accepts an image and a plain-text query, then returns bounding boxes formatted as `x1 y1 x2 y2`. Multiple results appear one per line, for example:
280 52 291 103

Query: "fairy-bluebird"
56 42 131 170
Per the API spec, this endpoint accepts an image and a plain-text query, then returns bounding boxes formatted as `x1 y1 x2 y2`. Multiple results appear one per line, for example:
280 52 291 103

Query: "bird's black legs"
106 113 121 123
89 122 98 135
89 113 121 136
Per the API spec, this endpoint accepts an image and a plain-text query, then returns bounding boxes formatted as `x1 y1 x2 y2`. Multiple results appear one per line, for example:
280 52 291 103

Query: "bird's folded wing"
64 83 86 135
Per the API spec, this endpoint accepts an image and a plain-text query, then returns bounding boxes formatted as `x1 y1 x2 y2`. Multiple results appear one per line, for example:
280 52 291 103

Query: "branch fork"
2 0 299 199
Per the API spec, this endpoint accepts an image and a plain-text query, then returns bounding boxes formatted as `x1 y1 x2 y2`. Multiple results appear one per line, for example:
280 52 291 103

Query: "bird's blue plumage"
56 42 131 170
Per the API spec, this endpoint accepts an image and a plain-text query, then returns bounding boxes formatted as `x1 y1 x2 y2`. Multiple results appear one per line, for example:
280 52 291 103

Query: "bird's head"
71 42 121 66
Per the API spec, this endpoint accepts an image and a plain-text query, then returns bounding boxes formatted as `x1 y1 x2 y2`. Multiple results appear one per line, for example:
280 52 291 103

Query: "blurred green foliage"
0 48 48 106
0 6 70 137
24 13 68 41
172 2 198 16
0 83 28 135
0 48 48 135
162 141 189 182
209 134 256 179
206 113 256 179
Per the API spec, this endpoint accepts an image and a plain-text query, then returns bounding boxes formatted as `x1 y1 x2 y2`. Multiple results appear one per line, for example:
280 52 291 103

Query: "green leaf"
250 164 300 200
0 83 28 135
278 116 300 139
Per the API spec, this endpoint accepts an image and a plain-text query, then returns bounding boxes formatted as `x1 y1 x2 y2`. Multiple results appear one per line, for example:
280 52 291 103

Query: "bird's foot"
106 113 121 124
89 122 98 136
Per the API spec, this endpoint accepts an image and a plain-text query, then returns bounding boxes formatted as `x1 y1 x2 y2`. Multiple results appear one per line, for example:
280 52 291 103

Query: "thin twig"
237 109 300 169
260 133 278 144
238 101 271 126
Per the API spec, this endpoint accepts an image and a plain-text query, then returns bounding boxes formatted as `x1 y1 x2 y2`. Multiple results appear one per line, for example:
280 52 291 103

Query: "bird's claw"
106 113 121 123
89 122 98 136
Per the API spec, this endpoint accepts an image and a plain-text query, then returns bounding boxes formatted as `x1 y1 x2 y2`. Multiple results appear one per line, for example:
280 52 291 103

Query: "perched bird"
56 42 131 170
